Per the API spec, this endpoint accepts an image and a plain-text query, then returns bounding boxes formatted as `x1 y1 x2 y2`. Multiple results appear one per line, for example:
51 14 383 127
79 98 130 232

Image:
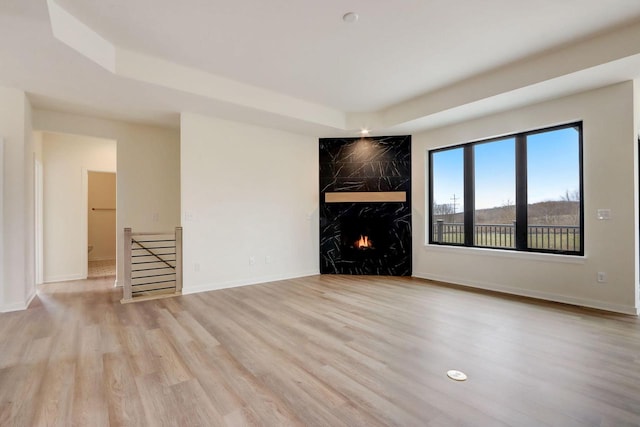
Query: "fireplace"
319 136 411 276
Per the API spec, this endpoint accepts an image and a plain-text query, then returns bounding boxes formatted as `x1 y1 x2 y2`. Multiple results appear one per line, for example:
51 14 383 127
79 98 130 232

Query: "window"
474 138 516 248
431 148 465 244
429 123 583 255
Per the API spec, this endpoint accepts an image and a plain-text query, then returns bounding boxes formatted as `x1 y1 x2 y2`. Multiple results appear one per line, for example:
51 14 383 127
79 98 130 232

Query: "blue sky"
432 127 580 211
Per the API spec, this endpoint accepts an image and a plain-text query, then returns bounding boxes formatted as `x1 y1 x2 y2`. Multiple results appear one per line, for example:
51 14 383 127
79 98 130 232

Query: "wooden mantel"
324 191 406 203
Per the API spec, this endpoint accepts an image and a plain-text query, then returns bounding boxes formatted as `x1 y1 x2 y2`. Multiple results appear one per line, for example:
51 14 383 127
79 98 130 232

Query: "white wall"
34 110 181 286
0 87 35 312
413 81 639 315
42 132 116 282
180 113 318 294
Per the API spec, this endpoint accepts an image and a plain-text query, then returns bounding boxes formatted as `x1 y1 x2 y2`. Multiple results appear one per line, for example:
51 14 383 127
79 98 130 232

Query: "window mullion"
464 145 475 246
515 135 528 250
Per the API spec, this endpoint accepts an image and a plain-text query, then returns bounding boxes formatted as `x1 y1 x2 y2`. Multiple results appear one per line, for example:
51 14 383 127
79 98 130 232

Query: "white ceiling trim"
344 21 640 134
46 0 347 131
46 0 640 135
47 0 115 73
115 48 347 129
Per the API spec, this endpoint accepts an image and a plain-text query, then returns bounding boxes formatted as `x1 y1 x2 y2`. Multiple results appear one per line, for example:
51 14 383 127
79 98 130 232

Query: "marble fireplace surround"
319 136 412 276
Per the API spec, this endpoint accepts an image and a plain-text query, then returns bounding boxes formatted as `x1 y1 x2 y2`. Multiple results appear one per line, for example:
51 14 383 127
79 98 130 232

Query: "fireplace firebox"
340 215 389 259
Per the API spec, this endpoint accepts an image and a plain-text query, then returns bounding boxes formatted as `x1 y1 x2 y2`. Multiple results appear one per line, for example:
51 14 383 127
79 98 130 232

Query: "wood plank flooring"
1 275 639 426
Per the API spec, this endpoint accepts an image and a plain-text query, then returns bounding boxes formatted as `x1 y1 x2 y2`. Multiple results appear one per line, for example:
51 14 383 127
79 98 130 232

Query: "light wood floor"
1 275 639 426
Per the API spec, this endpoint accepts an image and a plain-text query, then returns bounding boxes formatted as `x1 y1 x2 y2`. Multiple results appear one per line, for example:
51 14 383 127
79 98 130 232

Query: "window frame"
428 122 584 256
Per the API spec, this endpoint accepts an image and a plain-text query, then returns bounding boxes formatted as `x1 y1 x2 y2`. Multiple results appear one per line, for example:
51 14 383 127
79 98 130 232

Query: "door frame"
34 155 43 285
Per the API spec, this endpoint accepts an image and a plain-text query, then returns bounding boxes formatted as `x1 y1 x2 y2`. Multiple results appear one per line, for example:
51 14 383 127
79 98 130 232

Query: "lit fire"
355 235 373 249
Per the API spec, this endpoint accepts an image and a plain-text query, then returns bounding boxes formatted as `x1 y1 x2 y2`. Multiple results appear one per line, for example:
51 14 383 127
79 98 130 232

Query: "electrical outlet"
194 263 200 272
249 256 256 266
265 256 272 264
597 272 607 283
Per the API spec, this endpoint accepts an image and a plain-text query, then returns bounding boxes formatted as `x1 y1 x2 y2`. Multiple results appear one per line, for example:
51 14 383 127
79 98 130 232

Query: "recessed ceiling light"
343 12 359 23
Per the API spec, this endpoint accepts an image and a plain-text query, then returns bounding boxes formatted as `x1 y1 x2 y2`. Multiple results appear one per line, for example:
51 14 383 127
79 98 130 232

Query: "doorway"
36 132 116 283
87 171 117 278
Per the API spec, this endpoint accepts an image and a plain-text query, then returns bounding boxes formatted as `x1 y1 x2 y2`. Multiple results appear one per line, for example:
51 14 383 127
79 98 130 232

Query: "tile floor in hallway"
87 259 116 278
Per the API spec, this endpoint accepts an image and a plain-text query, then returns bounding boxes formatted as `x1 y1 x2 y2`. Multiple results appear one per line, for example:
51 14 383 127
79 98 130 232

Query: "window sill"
424 244 587 264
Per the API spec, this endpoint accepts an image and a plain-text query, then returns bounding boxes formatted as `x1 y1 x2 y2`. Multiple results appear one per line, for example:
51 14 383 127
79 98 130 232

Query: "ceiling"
2 0 640 136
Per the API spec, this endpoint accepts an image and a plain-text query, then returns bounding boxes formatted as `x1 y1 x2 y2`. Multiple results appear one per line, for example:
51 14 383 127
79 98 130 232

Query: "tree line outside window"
429 122 583 255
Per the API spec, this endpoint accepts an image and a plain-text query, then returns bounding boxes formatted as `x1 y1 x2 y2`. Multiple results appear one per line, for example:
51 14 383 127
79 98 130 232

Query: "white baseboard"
182 270 319 296
0 302 27 313
43 273 85 283
413 272 639 316
25 289 36 309
0 289 37 313
88 257 116 262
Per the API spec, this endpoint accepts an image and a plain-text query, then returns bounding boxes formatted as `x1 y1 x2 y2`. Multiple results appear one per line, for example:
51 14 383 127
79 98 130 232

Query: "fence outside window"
433 220 580 252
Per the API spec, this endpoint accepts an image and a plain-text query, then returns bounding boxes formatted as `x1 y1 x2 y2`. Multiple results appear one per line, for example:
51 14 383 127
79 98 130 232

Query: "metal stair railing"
122 226 183 303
